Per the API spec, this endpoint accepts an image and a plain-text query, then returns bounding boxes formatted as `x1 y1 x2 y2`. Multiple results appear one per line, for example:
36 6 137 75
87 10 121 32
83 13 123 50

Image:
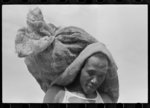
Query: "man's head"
80 52 109 95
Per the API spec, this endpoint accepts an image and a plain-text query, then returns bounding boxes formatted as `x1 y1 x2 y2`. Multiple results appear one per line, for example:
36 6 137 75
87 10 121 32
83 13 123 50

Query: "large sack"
24 26 97 92
15 7 97 92
15 7 119 103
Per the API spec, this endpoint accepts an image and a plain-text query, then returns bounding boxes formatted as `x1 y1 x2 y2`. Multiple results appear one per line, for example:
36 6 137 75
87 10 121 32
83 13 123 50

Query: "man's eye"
88 71 95 76
98 74 105 80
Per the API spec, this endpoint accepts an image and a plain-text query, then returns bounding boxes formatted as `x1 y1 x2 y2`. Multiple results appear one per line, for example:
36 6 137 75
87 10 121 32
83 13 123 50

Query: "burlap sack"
15 7 119 103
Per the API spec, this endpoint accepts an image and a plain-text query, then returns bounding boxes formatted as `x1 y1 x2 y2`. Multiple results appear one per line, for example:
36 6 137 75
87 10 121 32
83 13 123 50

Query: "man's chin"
84 88 95 95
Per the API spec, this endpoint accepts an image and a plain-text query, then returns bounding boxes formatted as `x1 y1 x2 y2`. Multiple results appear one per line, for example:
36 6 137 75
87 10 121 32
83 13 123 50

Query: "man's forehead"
87 56 108 64
85 56 108 69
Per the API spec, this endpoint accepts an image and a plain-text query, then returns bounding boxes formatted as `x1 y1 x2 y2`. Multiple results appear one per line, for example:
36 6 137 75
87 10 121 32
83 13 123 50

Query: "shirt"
62 88 104 103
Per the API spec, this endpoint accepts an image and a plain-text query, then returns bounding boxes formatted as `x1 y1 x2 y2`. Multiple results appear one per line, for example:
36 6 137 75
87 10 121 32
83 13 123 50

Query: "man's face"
80 55 108 95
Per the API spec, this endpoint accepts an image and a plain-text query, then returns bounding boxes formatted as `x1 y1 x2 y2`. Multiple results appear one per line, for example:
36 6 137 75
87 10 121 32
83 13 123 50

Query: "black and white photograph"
2 5 147 103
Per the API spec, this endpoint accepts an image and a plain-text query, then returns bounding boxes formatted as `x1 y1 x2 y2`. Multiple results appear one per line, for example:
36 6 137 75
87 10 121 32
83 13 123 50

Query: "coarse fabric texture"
24 26 97 92
15 7 119 103
15 7 97 92
15 7 58 57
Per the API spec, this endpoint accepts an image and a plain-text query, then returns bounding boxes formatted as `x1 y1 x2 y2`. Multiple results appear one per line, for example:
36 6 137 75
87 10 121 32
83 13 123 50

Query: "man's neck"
66 81 97 99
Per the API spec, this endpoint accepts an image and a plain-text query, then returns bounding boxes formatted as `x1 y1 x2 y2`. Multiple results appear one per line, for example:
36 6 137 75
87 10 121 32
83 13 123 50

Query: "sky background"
2 5 148 103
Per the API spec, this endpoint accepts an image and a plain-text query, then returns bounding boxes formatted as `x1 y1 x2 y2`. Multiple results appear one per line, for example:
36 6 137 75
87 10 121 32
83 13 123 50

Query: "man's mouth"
87 83 96 89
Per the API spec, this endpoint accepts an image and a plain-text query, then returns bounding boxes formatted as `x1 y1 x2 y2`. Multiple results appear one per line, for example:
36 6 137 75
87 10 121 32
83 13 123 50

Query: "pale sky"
2 5 148 103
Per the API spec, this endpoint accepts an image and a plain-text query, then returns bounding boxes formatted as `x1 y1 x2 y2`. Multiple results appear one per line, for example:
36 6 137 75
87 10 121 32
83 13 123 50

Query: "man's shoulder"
43 85 65 103
49 85 65 95
100 93 113 103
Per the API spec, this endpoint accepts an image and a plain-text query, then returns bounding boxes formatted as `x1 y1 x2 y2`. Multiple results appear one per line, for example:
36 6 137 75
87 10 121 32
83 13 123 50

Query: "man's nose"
91 77 98 85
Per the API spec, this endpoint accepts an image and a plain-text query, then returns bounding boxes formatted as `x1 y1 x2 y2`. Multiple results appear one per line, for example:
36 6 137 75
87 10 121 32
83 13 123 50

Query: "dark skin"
43 54 113 103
